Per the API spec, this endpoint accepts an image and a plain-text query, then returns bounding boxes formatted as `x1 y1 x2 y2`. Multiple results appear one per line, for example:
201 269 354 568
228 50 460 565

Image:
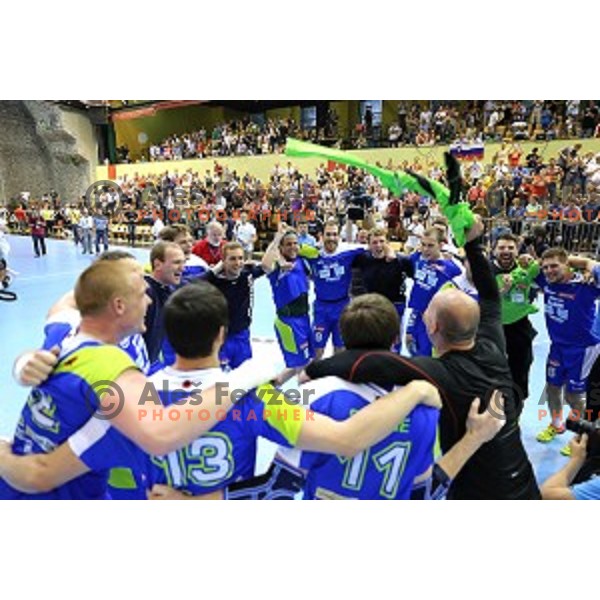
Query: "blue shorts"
274 315 314 368
313 298 349 350
406 311 433 357
546 342 600 393
220 329 253 370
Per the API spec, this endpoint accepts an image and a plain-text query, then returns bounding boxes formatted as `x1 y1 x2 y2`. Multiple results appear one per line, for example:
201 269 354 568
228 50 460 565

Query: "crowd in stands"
5 131 600 501
116 101 600 163
3 138 600 259
142 117 320 163
387 100 600 147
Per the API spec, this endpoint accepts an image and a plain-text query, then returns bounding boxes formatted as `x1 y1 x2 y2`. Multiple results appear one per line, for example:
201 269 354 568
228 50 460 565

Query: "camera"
567 416 600 484
347 187 373 222
566 416 600 458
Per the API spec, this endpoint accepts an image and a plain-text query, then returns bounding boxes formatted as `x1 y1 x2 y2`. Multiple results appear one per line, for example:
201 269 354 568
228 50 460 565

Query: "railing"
480 217 600 256
6 212 600 255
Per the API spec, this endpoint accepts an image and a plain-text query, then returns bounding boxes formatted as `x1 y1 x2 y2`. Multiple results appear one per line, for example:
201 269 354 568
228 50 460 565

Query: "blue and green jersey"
278 377 438 500
0 336 138 500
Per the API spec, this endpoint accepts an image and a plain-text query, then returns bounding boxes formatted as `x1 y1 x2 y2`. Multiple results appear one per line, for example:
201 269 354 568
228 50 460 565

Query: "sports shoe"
560 444 572 457
536 423 566 443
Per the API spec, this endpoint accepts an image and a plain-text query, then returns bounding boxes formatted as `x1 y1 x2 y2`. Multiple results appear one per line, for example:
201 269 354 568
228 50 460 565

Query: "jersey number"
339 441 411 499
154 433 234 488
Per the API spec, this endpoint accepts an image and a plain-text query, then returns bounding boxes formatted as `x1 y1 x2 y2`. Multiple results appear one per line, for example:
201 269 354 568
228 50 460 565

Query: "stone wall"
0 101 96 205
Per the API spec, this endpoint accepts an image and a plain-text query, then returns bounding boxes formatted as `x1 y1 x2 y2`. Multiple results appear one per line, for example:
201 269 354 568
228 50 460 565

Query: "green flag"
285 138 475 246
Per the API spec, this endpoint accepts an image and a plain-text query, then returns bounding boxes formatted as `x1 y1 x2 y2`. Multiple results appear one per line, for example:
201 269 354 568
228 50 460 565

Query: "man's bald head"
426 288 480 345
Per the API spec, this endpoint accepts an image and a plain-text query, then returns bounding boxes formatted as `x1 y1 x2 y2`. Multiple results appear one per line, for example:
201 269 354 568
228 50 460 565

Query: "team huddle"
1 202 599 500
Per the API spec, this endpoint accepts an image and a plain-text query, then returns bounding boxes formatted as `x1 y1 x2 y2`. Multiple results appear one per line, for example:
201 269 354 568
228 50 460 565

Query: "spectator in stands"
123 203 138 247
296 219 317 247
152 215 165 240
192 221 226 266
78 208 93 255
525 147 542 171
472 197 490 219
388 122 402 147
524 196 543 222
508 143 522 168
545 157 562 202
234 210 258 260
467 181 486 205
405 214 425 253
93 209 109 254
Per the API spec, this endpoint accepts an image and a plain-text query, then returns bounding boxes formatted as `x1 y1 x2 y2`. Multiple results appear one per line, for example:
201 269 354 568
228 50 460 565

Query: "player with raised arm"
261 223 314 385
201 242 265 370
534 249 600 455
299 220 366 360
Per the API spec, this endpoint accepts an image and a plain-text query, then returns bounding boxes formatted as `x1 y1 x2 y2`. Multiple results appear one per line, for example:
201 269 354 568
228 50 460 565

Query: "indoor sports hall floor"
0 234 569 490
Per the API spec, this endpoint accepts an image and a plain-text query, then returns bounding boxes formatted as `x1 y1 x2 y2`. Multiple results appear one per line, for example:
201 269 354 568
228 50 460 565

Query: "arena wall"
96 138 600 185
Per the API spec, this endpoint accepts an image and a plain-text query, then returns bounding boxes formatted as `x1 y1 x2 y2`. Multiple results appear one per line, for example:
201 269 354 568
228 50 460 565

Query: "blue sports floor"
0 234 569 488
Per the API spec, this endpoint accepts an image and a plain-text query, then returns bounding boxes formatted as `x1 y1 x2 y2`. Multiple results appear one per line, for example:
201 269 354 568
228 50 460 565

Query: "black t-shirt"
306 240 540 500
353 253 414 304
202 265 265 333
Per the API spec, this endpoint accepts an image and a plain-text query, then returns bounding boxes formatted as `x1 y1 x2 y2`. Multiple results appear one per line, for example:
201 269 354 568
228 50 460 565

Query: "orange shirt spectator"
508 147 522 168
531 174 547 199
467 183 486 204
14 206 26 223
544 164 561 184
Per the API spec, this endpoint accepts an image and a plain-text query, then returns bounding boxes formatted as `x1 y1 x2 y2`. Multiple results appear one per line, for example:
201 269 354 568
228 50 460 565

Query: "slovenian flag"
449 141 484 161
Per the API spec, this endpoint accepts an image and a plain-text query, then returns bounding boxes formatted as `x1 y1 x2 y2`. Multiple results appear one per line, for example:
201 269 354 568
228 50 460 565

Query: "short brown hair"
541 247 568 263
222 241 244 258
150 241 180 269
159 224 190 242
368 228 387 241
339 294 399 350
75 259 139 317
